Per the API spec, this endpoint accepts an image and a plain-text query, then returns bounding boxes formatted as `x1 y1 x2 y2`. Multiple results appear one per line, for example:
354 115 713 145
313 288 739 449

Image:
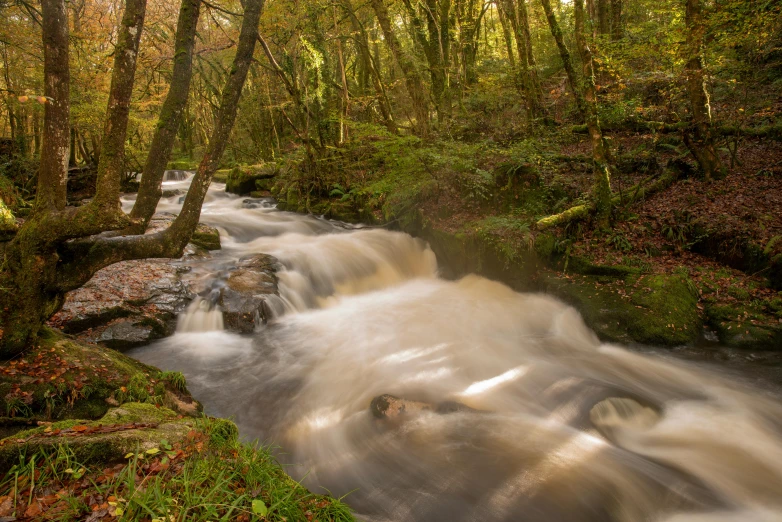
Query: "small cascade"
163 170 190 181
176 296 224 332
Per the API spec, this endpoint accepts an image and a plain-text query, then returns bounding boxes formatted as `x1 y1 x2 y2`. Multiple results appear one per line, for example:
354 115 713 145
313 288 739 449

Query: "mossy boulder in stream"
225 164 278 196
190 222 221 251
543 272 701 346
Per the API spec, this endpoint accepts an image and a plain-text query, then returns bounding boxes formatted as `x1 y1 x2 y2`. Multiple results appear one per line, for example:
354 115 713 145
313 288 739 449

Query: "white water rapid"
125 173 782 522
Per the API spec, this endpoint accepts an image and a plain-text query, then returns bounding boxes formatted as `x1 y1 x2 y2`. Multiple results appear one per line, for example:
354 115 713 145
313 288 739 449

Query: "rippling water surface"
126 174 782 522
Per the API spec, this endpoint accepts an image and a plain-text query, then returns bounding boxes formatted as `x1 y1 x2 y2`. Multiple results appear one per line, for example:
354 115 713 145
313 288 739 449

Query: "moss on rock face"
190 222 221 251
705 302 782 349
0 403 195 470
225 164 277 195
543 272 701 346
0 330 201 430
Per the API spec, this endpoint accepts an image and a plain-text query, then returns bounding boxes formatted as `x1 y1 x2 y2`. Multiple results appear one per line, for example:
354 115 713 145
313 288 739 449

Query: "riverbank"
249 124 782 349
0 329 353 521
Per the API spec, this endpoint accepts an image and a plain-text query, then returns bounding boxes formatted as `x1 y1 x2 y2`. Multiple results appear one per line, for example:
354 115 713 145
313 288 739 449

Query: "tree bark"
496 0 516 68
130 0 201 231
610 0 622 40
539 0 586 116
683 0 724 180
91 0 146 212
597 0 610 35
574 0 612 226
35 0 70 213
370 0 430 136
340 0 396 133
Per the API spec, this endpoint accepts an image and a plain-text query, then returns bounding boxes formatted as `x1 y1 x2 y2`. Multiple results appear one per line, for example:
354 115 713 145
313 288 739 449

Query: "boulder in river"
219 254 283 333
225 164 278 196
49 259 195 350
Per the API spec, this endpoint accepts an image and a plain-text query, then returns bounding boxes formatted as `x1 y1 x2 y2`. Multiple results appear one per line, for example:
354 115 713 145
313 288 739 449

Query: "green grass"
0 417 354 521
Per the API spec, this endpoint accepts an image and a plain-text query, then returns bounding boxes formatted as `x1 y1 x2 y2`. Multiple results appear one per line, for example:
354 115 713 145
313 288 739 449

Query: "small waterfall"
176 296 224 332
163 170 190 181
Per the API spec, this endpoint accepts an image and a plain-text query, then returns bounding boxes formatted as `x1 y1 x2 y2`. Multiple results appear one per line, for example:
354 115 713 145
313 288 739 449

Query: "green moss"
190 223 221 250
705 302 782 349
544 272 701 346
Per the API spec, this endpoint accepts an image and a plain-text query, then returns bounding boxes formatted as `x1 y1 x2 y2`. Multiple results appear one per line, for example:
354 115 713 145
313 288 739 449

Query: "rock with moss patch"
705 302 782 349
0 403 195 470
0 333 200 434
225 164 278 196
543 272 701 346
190 223 221 251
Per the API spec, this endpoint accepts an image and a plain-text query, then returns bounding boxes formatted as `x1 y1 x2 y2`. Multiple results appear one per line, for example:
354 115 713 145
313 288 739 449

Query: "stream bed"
126 174 782 522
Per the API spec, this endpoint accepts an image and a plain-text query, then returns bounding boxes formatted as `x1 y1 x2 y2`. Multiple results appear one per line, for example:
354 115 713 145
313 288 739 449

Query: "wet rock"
589 397 660 442
370 394 480 420
219 254 282 333
49 259 194 349
225 164 278 196
161 188 186 198
191 223 221 251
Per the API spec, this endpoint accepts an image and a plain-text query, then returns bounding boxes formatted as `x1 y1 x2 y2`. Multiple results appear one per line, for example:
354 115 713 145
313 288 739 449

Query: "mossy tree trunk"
340 0 397 133
370 0 430 137
537 0 612 229
0 0 264 358
130 0 201 232
91 0 146 212
683 0 724 181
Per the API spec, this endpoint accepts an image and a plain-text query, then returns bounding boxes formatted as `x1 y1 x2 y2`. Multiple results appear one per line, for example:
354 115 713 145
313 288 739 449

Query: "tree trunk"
34 0 71 213
91 0 146 212
539 0 586 116
574 0 612 226
536 0 612 230
130 0 201 231
683 0 724 180
597 0 610 35
496 0 516 68
340 0 396 133
370 0 430 136
610 0 622 40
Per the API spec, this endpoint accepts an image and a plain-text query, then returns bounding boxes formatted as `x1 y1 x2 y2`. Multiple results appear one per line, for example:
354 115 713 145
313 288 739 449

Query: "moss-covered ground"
0 408 352 521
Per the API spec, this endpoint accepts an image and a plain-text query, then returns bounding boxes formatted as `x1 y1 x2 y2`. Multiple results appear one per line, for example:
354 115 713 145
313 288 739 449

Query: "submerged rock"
370 394 480 420
219 254 283 333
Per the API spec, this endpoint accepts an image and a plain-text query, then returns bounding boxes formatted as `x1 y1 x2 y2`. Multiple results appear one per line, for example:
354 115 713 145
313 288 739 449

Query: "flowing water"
126 174 782 522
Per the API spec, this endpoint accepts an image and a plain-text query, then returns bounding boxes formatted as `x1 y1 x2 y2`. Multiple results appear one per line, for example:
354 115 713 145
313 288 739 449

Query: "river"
125 172 782 522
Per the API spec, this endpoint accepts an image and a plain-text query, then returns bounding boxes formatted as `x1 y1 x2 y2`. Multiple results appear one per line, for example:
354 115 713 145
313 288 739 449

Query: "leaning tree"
0 0 265 358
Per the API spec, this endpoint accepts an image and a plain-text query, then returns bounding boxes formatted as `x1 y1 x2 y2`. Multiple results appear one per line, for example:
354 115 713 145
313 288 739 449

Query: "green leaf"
124 452 134 459
114 507 124 516
146 448 160 455
252 499 268 516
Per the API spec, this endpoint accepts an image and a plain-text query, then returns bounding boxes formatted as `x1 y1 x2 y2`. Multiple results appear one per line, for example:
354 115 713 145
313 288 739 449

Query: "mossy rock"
225 164 277 195
705 302 782 349
543 272 701 346
0 403 196 470
212 169 231 183
167 160 198 170
190 223 221 251
0 330 201 430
